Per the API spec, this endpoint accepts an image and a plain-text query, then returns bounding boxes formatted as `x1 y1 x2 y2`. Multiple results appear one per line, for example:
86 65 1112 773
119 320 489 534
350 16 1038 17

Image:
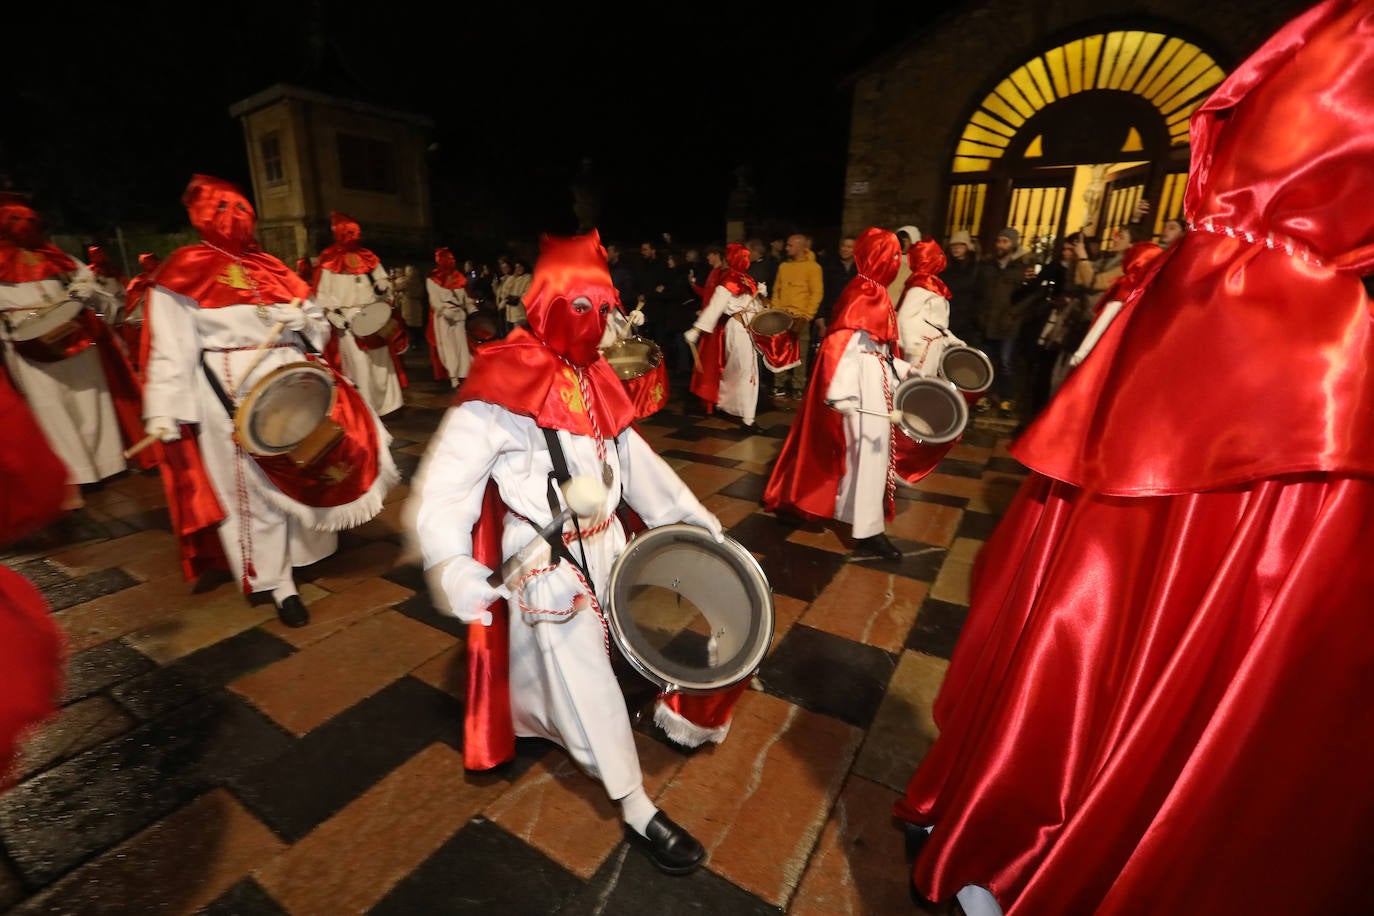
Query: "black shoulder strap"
201 356 237 417
539 426 592 582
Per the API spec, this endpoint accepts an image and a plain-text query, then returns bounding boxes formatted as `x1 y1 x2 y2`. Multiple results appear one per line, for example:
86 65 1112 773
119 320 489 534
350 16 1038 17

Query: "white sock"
618 786 658 836
271 583 299 604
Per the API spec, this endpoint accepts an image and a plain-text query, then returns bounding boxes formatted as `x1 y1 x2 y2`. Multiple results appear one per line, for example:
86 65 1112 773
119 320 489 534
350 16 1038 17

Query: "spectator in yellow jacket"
770 233 824 400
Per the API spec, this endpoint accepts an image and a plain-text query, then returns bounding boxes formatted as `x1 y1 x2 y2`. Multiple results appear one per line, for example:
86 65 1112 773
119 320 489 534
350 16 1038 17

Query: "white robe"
411 400 717 799
143 286 398 594
827 331 912 540
316 266 403 417
0 263 129 484
897 286 965 379
425 278 476 384
694 285 762 424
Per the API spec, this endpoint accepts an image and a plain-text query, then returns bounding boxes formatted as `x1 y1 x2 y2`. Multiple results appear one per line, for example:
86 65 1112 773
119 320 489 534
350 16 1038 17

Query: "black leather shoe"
627 811 705 875
275 595 310 628
857 533 903 561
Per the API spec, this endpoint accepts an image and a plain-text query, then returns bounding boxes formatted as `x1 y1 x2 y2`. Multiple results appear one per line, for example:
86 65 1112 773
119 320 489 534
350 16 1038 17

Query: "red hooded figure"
688 242 756 407
897 2 1374 912
762 227 903 528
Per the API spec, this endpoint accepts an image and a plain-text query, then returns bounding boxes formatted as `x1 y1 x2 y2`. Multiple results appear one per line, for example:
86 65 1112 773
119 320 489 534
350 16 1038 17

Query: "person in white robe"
0 205 134 491
410 231 720 876
426 247 477 387
142 176 397 628
313 213 403 416
683 277 763 428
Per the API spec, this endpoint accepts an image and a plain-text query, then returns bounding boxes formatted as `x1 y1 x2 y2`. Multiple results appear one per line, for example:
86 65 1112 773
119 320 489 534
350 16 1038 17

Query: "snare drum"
6 299 96 363
937 345 995 404
891 375 969 445
348 301 404 350
748 308 801 373
233 361 342 463
602 335 663 382
606 523 774 695
466 311 499 352
233 360 385 507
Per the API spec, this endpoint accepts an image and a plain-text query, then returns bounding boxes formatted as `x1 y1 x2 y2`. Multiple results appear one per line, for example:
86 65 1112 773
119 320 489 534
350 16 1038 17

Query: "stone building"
228 83 434 266
840 0 1314 257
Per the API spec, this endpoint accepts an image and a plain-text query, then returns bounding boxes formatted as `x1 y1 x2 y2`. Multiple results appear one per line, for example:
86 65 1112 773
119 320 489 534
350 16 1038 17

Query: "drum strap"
541 426 593 584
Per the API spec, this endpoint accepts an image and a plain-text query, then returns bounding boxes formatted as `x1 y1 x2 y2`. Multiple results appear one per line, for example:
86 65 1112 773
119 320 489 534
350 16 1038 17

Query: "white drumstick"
239 297 302 389
853 407 904 422
123 432 161 459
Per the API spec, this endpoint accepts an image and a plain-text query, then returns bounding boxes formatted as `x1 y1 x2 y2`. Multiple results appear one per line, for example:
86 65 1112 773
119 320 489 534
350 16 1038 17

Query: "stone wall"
840 0 1314 240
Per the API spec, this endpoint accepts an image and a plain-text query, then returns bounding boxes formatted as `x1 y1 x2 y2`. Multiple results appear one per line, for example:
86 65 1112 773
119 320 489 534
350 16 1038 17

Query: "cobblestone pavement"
1 351 1027 915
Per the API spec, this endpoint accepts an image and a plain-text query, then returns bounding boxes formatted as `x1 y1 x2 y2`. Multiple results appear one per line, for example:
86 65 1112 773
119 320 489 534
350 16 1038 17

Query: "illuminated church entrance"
943 30 1226 259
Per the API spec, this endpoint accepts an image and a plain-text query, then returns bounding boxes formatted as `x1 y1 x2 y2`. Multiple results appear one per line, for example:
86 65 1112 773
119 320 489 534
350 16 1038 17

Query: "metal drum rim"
892 376 969 446
605 522 774 695
234 360 338 456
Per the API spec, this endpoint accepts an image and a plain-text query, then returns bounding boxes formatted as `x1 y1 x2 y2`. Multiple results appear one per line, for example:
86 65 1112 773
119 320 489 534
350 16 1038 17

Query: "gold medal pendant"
602 461 614 488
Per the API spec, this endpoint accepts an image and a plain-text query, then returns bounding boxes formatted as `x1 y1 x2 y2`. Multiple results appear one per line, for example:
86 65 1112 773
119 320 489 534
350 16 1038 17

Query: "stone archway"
943 29 1226 256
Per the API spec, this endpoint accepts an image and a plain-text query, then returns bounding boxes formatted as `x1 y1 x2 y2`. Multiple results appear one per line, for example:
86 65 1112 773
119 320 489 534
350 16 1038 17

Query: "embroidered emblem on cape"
218 263 253 290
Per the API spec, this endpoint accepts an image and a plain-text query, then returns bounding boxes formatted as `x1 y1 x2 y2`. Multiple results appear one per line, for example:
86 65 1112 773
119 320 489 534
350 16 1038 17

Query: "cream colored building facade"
229 84 434 265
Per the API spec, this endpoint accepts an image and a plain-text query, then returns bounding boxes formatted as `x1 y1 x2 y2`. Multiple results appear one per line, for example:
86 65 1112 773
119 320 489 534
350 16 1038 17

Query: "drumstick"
239 297 302 388
123 432 161 459
846 405 904 422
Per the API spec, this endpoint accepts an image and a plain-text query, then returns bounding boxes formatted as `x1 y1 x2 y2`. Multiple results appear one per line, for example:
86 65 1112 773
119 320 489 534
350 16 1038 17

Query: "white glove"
144 416 180 442
756 282 768 298
266 302 311 332
683 327 701 346
438 560 508 625
628 310 645 327
829 398 858 416
678 506 725 543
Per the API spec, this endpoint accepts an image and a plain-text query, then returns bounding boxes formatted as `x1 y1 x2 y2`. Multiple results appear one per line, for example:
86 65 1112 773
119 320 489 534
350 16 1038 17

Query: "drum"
233 361 342 464
602 335 663 382
937 345 995 405
7 299 96 363
232 359 385 507
467 311 499 349
748 308 801 373
891 376 969 445
349 300 405 350
606 524 774 695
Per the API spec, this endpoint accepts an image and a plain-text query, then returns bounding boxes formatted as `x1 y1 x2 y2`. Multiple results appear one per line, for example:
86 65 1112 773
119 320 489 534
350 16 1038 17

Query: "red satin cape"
0 372 69 787
456 327 636 438
622 360 669 419
896 471 1374 913
0 241 77 283
898 2 1374 911
312 243 380 277
154 244 312 311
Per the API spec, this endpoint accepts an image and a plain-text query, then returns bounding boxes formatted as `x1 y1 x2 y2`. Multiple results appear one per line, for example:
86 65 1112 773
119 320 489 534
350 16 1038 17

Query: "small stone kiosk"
228 83 434 265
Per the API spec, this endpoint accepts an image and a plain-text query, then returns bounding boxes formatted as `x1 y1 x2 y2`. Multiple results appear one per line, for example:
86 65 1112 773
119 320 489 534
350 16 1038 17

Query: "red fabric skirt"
896 471 1374 914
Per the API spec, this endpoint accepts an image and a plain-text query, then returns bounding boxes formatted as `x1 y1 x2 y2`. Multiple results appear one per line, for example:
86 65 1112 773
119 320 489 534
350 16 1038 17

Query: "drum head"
9 299 84 340
350 301 392 336
939 346 994 395
603 336 662 381
892 377 968 445
236 362 337 455
750 309 793 337
607 524 774 694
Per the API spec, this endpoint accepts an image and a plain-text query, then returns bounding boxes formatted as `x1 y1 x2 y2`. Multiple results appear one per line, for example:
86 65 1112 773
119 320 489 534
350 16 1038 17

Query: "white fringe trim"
254 418 401 532
762 359 802 373
654 699 731 748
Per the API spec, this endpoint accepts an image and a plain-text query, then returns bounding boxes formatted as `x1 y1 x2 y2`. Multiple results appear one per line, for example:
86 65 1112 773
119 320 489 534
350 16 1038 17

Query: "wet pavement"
0 349 1027 915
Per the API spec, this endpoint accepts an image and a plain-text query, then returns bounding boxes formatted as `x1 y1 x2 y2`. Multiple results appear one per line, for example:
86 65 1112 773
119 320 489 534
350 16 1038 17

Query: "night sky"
6 1 946 252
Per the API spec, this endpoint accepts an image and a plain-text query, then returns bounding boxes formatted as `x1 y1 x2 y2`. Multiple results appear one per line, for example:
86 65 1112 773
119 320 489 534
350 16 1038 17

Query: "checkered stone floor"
0 353 1027 915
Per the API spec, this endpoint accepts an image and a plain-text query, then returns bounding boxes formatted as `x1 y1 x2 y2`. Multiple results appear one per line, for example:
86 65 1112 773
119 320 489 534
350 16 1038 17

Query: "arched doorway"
942 29 1225 260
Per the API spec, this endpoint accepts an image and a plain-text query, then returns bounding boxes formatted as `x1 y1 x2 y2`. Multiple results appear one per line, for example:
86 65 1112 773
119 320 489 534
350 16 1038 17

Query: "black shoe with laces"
626 811 706 876
857 533 903 561
275 595 310 628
